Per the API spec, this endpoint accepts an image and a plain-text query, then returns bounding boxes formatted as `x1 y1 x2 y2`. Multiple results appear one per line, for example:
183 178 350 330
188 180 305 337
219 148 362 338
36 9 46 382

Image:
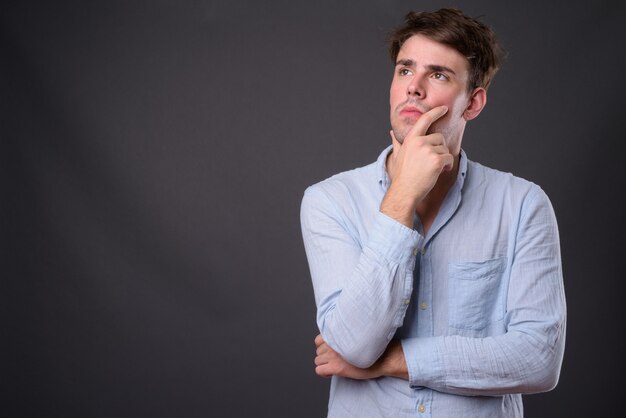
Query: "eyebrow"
395 59 456 75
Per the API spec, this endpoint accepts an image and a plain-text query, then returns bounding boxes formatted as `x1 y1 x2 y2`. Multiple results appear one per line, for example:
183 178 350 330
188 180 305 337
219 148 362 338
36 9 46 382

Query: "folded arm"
309 187 566 396
301 185 422 368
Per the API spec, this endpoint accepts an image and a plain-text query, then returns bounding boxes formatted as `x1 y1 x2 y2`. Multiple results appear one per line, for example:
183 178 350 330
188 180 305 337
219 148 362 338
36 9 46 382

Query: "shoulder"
466 159 554 216
299 161 376 236
302 147 390 208
467 159 544 196
305 162 377 200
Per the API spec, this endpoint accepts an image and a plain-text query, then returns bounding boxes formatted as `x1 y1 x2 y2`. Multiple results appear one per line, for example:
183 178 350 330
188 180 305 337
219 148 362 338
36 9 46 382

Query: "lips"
399 106 423 118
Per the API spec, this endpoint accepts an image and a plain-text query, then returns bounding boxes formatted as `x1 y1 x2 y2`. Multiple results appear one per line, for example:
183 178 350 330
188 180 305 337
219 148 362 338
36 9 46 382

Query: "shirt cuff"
366 211 423 264
401 337 443 389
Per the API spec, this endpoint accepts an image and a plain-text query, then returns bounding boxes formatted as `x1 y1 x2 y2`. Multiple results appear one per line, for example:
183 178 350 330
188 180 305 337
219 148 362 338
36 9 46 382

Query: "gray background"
2 0 624 416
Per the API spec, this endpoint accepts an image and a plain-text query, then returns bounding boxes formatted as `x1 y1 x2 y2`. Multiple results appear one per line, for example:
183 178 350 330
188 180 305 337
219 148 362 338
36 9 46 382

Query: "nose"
407 77 424 98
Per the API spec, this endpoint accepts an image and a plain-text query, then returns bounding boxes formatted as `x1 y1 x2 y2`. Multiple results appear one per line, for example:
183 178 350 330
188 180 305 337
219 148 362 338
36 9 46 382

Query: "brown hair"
388 8 506 91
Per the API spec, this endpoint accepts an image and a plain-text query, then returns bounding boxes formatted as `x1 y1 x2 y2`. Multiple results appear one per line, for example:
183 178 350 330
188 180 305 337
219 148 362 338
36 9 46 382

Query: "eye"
398 68 413 76
433 72 449 81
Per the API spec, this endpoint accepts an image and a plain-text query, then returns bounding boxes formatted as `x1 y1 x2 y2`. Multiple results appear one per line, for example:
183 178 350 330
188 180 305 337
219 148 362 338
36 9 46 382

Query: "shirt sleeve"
301 184 423 368
401 187 566 395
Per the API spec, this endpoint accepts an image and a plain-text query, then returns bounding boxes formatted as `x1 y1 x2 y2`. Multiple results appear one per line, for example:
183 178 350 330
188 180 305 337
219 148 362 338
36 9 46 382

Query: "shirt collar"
458 148 468 190
377 145 393 191
376 145 469 191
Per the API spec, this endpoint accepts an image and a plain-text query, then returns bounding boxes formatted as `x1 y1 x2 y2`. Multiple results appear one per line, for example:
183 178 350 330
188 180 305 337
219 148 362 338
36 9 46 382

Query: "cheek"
389 79 406 103
389 86 400 106
431 90 456 106
448 90 471 111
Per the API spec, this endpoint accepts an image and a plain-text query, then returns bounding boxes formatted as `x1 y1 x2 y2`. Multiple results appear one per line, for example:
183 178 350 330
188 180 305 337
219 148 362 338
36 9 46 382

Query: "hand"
314 335 381 379
382 106 454 227
314 335 408 380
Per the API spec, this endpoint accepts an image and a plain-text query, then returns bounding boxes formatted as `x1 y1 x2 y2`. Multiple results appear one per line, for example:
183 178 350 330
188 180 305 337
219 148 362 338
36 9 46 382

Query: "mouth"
398 105 426 119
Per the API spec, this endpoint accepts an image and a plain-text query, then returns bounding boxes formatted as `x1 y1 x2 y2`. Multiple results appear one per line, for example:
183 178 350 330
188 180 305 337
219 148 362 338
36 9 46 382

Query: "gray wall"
2 0 624 416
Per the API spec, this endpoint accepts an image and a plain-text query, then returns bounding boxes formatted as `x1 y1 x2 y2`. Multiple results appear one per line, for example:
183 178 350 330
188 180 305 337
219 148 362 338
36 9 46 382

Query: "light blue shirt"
301 146 566 417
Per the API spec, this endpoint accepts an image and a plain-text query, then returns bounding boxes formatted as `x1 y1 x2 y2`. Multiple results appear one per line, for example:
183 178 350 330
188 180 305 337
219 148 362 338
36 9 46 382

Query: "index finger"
409 105 448 137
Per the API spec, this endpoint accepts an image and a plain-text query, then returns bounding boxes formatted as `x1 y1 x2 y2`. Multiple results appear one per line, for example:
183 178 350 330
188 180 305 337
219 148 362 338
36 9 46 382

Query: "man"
300 8 566 418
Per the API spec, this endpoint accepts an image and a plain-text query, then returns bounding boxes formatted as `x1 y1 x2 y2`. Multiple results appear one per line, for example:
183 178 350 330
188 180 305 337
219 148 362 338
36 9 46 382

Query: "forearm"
401 321 566 396
314 336 408 381
376 339 409 380
324 320 563 394
321 321 564 394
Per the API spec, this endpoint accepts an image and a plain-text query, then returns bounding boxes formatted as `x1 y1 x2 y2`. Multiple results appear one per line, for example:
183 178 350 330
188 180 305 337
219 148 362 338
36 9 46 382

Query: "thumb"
388 130 402 181
314 334 324 347
390 130 402 153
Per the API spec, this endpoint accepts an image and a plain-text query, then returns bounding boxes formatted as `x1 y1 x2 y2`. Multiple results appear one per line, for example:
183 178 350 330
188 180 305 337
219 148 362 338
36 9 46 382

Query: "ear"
463 87 487 121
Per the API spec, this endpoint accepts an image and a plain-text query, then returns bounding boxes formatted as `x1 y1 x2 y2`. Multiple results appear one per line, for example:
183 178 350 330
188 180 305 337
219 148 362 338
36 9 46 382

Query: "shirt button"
418 404 426 413
420 302 427 310
412 248 418 256
404 299 410 305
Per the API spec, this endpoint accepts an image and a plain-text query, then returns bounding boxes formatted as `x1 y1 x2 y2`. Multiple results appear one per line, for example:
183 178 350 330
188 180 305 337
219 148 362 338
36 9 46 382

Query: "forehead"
397 34 469 74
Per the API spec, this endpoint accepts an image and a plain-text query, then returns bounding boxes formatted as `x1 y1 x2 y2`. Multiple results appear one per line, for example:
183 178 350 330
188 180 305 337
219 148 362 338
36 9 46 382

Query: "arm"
314 334 408 380
301 186 419 368
301 107 452 368
401 188 566 396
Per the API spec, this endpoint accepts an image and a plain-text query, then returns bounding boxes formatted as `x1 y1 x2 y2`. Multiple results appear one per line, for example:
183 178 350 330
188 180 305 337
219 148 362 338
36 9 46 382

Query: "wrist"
378 340 408 379
380 183 418 228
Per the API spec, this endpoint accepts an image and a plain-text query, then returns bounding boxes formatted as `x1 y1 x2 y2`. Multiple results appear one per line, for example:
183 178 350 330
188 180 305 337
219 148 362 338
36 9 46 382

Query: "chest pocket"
448 257 507 331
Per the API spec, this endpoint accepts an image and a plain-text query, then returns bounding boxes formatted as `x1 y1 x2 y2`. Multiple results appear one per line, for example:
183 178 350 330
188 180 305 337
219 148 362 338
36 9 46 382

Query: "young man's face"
389 34 476 154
